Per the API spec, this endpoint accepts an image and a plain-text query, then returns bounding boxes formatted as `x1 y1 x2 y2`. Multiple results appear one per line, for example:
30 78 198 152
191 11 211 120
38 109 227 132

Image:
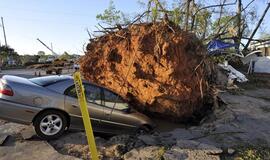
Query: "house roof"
250 40 270 49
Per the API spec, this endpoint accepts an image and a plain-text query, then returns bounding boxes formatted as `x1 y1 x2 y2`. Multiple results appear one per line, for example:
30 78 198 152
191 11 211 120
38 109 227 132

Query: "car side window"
65 86 77 98
104 89 129 110
84 84 102 105
65 84 102 105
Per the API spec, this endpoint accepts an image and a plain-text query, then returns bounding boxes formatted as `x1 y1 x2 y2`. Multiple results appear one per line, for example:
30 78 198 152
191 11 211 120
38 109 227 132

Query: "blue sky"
0 0 269 55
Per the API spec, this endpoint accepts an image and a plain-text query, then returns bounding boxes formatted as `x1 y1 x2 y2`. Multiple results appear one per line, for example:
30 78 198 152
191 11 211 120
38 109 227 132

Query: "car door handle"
72 105 79 108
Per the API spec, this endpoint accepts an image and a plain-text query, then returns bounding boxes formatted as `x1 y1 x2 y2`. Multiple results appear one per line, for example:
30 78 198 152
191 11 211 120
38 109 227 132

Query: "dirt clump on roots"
80 22 213 121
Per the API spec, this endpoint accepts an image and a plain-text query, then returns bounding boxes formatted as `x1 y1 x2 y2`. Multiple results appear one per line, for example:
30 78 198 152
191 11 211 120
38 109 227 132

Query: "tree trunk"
201 17 208 40
236 0 242 49
185 0 191 31
233 0 242 52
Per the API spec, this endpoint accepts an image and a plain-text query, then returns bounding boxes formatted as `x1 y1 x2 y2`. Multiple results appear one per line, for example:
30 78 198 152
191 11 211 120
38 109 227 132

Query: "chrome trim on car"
102 119 137 128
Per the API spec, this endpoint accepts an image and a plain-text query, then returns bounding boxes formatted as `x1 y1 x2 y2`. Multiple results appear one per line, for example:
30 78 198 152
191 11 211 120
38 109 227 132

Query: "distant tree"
0 45 14 53
0 45 21 66
37 51 46 56
20 55 39 66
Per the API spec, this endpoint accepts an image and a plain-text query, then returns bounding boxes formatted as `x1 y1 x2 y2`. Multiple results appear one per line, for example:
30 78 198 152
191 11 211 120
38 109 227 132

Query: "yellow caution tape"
73 72 99 160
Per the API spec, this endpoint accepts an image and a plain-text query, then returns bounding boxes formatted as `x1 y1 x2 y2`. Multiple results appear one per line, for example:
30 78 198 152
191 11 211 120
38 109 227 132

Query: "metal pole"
51 42 54 55
37 38 58 55
1 17 7 47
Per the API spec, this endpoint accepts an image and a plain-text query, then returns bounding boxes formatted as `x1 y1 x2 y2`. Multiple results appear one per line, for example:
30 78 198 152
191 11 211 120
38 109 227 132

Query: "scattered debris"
21 126 35 140
227 148 235 155
138 135 160 146
0 120 7 125
123 146 165 160
0 134 8 146
167 89 270 148
218 63 248 83
163 147 221 160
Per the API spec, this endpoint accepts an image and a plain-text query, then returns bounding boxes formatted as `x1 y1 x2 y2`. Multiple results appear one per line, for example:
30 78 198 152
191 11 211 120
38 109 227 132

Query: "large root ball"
80 22 211 121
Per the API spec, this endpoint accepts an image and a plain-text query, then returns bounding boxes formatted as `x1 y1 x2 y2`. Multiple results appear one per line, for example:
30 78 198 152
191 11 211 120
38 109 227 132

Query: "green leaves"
96 0 128 25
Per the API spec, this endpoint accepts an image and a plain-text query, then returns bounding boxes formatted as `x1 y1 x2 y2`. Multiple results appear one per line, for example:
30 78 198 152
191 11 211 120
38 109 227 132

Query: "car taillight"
0 80 13 96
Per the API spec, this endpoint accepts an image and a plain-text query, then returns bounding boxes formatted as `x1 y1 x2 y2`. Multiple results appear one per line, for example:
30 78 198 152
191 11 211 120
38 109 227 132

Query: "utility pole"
37 38 58 55
51 42 54 55
1 17 7 47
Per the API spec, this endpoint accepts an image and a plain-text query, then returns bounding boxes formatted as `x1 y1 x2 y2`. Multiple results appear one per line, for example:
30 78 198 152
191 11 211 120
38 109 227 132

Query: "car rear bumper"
0 98 41 125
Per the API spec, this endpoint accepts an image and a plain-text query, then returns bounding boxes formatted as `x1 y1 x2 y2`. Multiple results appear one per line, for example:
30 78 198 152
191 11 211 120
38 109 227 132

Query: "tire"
33 110 68 140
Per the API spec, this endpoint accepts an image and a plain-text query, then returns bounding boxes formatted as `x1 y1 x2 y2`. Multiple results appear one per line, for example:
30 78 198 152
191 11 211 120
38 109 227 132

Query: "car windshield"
30 76 71 86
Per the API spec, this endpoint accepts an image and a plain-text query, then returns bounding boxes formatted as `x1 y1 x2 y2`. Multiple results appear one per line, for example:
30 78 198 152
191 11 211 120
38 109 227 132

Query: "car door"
101 89 137 134
64 83 105 132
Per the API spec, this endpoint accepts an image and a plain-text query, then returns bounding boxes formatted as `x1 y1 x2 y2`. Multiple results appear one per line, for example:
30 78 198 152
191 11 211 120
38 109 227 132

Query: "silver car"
0 75 155 139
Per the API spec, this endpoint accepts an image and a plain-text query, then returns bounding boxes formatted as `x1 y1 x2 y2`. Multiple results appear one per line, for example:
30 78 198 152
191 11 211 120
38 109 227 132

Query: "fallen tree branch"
129 11 150 26
86 28 92 39
194 0 237 15
153 0 169 21
242 0 256 11
98 23 117 31
243 2 270 52
167 24 175 33
191 0 237 30
114 33 126 39
193 57 206 74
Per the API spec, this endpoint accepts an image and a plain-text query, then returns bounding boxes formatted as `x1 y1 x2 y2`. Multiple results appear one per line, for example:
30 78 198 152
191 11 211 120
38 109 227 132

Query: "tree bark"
234 0 242 51
185 0 191 31
237 0 242 40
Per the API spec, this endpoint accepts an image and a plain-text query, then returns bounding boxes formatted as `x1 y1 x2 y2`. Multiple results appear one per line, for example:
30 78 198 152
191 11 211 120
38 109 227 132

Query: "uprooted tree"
96 0 270 52
80 0 270 121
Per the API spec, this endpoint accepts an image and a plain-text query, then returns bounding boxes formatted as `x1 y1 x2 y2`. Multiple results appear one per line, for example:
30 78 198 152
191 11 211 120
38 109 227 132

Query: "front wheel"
33 110 68 140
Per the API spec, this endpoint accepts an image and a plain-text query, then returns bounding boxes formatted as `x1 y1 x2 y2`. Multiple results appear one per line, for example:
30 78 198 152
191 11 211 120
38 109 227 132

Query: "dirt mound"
80 22 212 121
